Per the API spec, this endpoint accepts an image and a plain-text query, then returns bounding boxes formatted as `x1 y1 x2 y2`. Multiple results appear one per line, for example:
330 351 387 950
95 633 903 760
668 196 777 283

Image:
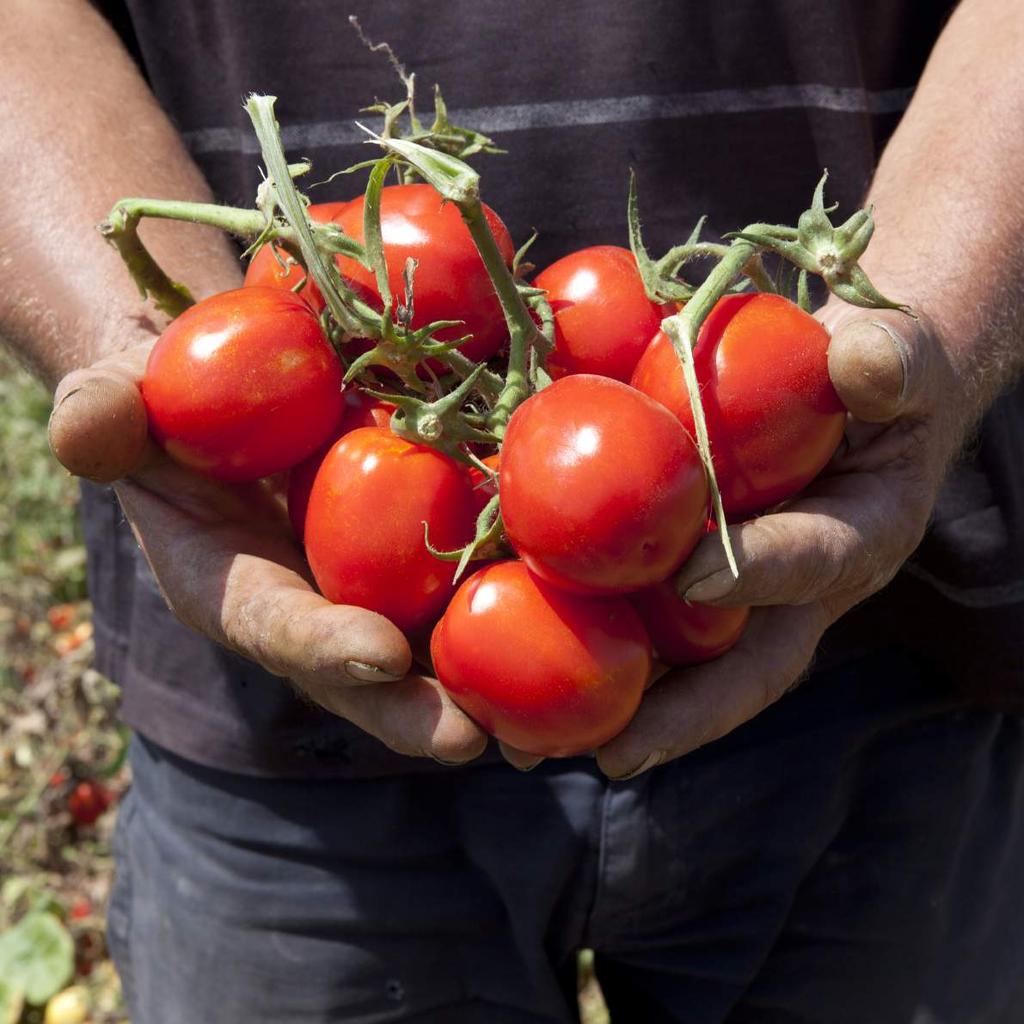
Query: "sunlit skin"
501 375 709 594
334 184 516 363
632 293 846 519
305 427 478 634
431 561 652 757
535 245 671 382
141 287 344 482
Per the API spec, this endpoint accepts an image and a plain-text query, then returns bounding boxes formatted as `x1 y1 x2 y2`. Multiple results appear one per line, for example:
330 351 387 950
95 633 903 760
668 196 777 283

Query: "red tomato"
334 184 515 363
534 245 670 382
500 375 708 595
631 293 845 519
305 427 477 633
287 390 395 542
243 201 352 312
142 287 344 482
467 453 500 518
46 603 77 630
67 780 112 826
431 560 651 756
69 898 92 921
629 581 749 666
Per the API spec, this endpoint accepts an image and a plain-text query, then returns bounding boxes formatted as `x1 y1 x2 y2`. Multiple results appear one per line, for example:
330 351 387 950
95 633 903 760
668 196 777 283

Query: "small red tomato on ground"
287 390 396 542
142 287 344 482
500 375 708 595
631 293 845 519
67 780 112 826
629 581 749 666
243 201 352 312
305 427 477 633
69 898 92 921
534 245 670 382
46 603 77 630
431 560 652 757
334 184 516 363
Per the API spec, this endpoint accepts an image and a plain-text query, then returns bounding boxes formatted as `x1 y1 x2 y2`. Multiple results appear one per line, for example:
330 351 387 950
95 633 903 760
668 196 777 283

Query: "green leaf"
662 312 738 579
245 94 366 337
0 979 24 1024
796 170 834 251
363 157 395 316
0 911 74 1005
626 170 664 303
361 130 480 204
1 878 32 910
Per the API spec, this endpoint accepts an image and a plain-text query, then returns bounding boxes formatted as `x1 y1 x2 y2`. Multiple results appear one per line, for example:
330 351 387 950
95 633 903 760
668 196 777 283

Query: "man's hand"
596 305 961 779
49 343 488 765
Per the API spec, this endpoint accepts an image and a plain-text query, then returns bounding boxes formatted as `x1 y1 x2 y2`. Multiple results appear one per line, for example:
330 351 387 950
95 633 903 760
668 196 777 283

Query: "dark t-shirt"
84 0 1024 778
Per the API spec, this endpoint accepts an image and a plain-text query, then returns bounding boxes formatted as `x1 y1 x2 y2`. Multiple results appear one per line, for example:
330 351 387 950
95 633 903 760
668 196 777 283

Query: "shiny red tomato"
431 560 651 756
629 581 749 666
305 427 477 633
334 184 515 363
534 245 670 382
244 201 352 312
67 780 112 826
631 293 846 519
287 390 395 542
142 287 344 482
500 375 708 594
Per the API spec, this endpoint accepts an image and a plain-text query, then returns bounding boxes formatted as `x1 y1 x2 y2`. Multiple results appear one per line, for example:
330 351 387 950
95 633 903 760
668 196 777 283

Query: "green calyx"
725 172 911 313
381 364 498 456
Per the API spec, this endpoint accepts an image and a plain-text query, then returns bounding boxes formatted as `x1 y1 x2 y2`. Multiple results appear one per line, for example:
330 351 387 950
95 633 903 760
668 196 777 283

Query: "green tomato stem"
662 238 760 581
100 196 367 321
454 202 541 434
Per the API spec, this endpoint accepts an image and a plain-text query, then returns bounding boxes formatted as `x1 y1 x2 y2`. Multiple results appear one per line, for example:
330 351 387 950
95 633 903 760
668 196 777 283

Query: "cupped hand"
596 303 962 779
48 342 488 765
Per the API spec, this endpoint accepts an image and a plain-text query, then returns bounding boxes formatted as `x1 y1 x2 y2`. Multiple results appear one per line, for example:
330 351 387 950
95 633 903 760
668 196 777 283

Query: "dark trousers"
108 651 1024 1023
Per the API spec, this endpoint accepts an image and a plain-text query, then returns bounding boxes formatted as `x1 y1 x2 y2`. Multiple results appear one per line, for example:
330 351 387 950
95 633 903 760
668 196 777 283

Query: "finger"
498 742 544 771
596 604 826 779
678 470 908 606
49 344 155 482
113 476 488 764
826 308 946 424
327 674 489 765
114 476 411 680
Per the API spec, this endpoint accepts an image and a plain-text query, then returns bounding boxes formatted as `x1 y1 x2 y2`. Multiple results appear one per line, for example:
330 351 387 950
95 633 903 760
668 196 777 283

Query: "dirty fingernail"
609 750 665 782
344 660 403 684
683 570 736 604
430 754 473 767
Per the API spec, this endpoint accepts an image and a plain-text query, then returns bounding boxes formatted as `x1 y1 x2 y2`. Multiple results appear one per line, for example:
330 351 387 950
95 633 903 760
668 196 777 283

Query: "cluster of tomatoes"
140 182 846 758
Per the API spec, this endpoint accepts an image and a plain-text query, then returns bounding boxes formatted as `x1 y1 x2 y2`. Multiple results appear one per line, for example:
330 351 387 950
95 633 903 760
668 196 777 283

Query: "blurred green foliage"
0 349 85 606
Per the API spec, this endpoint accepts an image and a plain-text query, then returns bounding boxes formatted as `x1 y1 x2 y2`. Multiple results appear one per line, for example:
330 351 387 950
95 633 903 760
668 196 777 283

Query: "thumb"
826 308 949 425
48 344 155 482
826 311 908 423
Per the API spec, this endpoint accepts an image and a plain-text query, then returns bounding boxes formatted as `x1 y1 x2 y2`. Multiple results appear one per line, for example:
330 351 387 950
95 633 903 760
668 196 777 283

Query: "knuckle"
226 586 293 674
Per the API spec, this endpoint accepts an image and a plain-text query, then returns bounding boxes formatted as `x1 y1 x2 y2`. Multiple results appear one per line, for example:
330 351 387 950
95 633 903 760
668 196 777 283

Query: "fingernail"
430 754 471 767
514 758 543 773
610 750 664 782
683 569 736 604
51 384 82 414
344 660 403 683
870 320 911 404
